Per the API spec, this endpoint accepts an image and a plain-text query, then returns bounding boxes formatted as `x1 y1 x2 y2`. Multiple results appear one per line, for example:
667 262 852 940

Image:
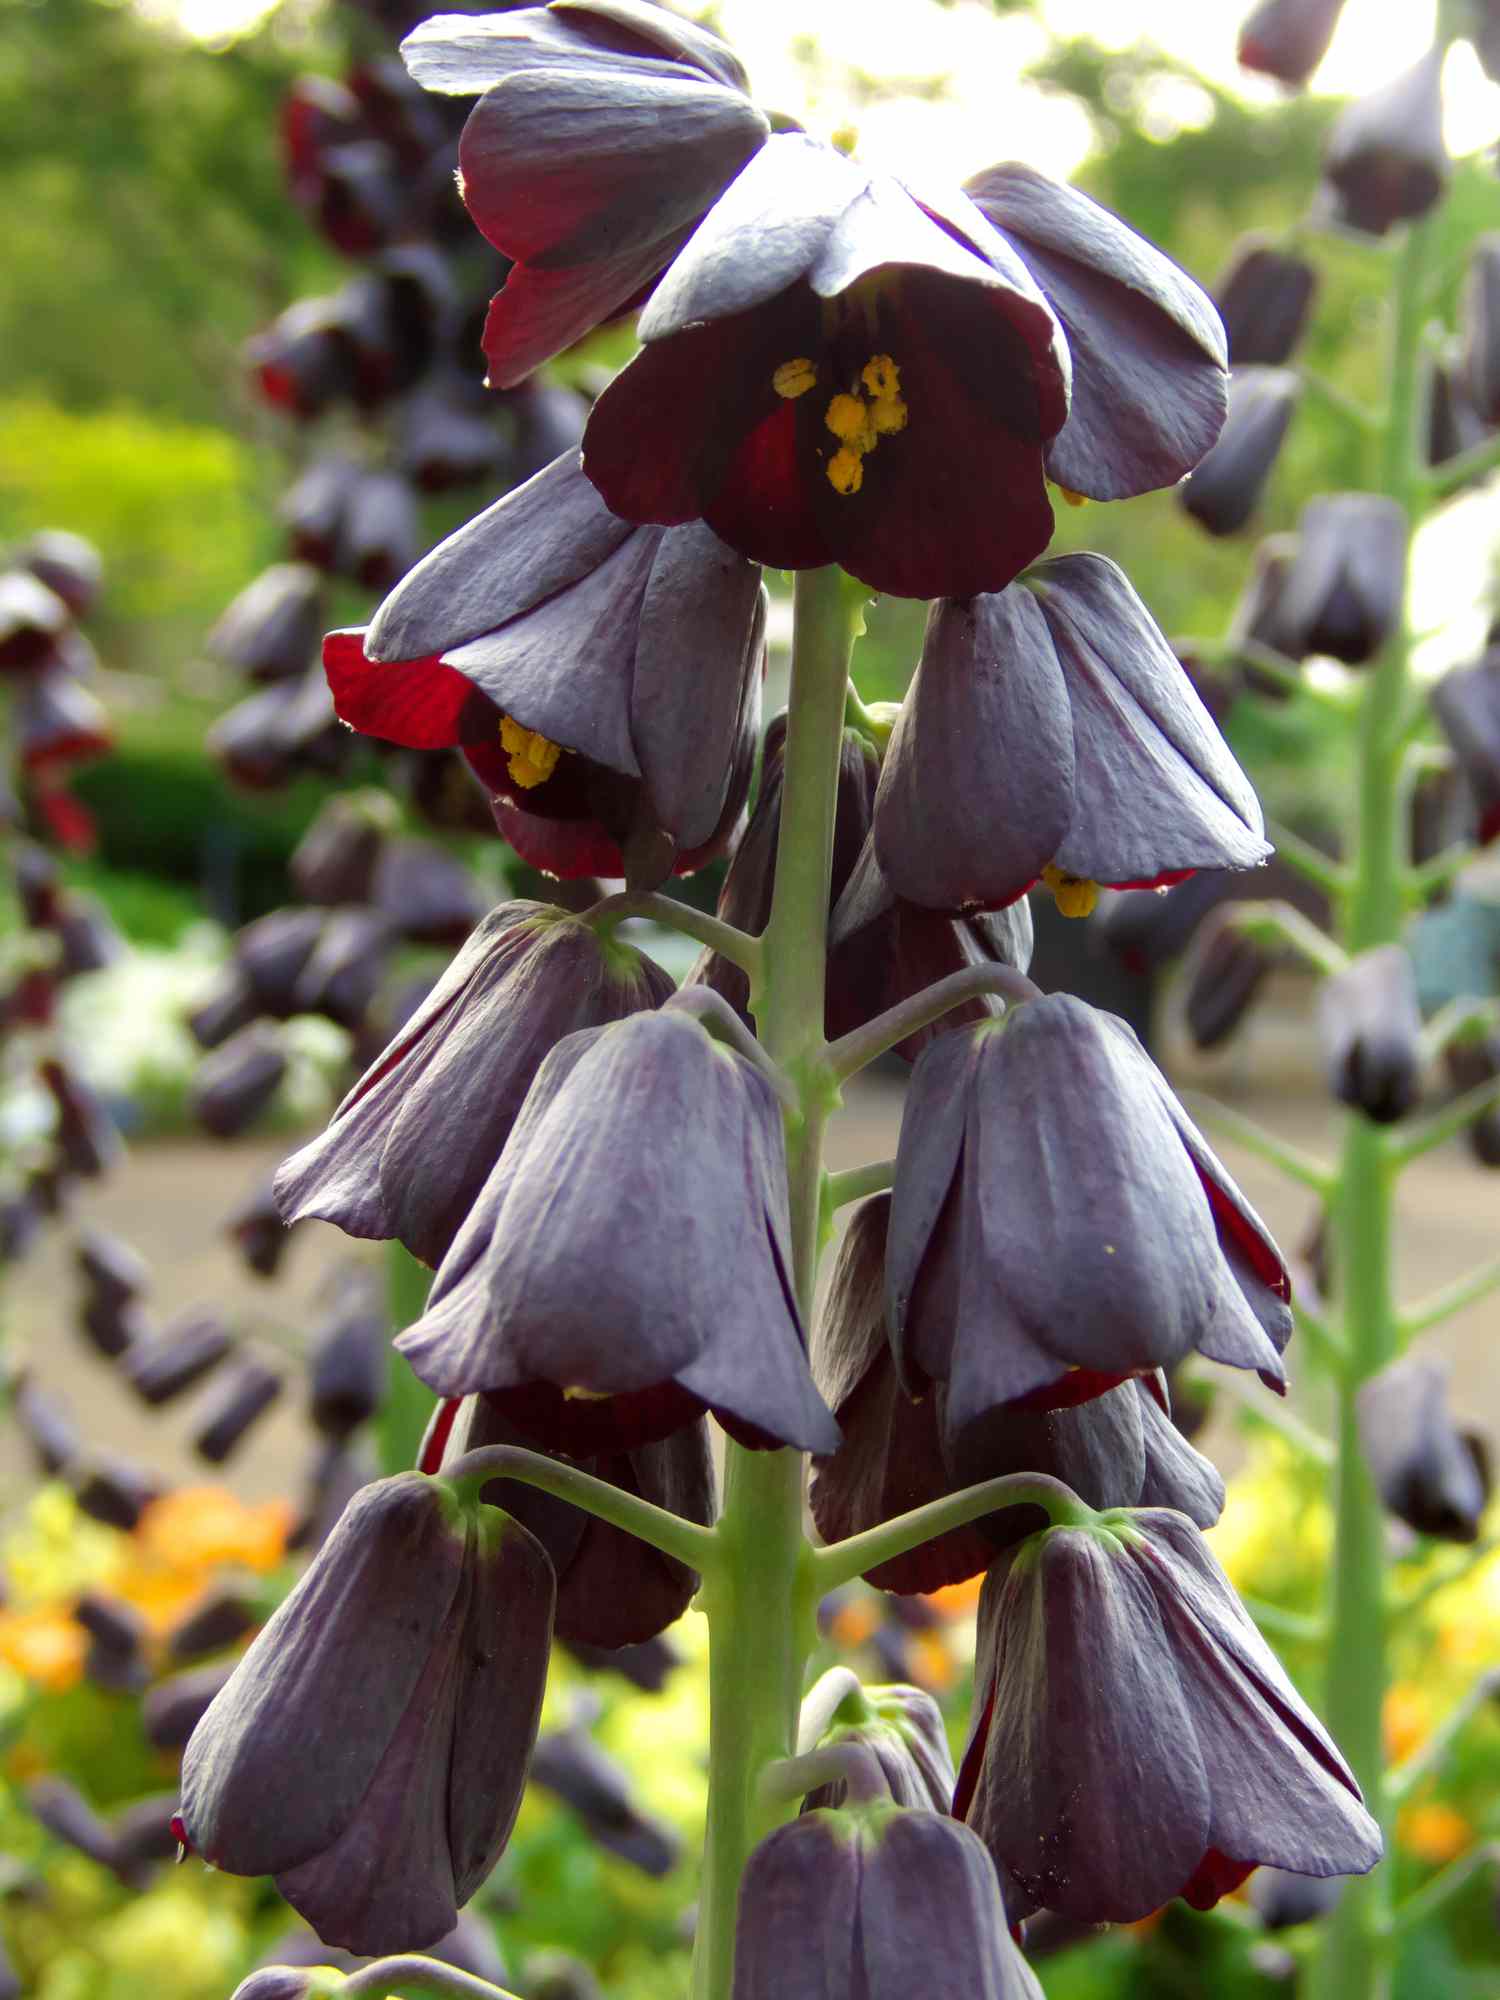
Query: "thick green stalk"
1308 210 1435 2000
689 567 866 2000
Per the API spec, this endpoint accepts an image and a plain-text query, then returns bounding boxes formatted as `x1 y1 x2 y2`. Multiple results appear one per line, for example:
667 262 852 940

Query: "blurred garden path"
3 1067 1497 1508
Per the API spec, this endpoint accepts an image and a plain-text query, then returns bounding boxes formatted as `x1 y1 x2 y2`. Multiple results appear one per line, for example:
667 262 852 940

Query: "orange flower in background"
1383 1682 1432 1765
1399 1802 1473 1867
106 1487 294 1637
0 1607 86 1694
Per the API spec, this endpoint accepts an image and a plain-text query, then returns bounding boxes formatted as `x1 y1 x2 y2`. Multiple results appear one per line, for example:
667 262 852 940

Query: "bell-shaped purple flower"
1179 366 1299 536
1318 944 1422 1125
887 1000 1292 1428
425 1390 716 1646
1181 909 1274 1051
397 1005 839 1454
582 134 1072 602
324 451 765 886
208 565 324 685
402 0 769 388
1459 234 1500 424
1432 646 1500 844
175 1471 554 1954
733 1805 1043 2000
955 1511 1382 1923
276 900 675 1268
809 1194 1223 1593
961 161 1228 501
1214 236 1318 366
1275 494 1407 667
1357 1356 1490 1544
1323 47 1449 236
1237 0 1348 85
801 1682 957 1815
873 554 1267 918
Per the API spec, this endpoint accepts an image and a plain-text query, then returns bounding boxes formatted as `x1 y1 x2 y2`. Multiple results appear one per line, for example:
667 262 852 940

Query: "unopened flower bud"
1214 238 1318 366
800 1682 956 1815
1357 1356 1489 1543
1323 47 1448 236
1318 944 1422 1125
192 1027 287 1139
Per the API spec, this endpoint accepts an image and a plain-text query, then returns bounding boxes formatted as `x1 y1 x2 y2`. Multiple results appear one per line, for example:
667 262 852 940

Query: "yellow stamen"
827 447 865 496
861 354 900 400
1058 486 1090 508
1042 864 1100 919
773 357 818 399
869 394 907 436
825 393 876 450
562 1385 611 1403
830 124 859 156
499 715 562 790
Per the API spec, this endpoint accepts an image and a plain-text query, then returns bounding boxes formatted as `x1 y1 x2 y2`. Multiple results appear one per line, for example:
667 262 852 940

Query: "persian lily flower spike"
198 8 1386 2000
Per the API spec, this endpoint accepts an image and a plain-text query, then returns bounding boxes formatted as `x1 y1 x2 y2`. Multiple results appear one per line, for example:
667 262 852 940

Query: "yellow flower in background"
3 1487 116 1608
1383 1682 1434 1765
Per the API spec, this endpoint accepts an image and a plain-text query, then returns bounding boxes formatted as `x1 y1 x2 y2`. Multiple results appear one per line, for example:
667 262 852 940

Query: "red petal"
323 628 495 749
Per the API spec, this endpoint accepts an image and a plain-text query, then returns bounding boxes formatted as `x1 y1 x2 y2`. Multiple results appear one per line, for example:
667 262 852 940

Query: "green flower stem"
758 1743 888 1810
338 1956 521 1999
825 962 1040 1080
1385 1073 1500 1166
667 988 797 1107
1263 820 1354 901
1310 201 1440 2000
1423 425 1500 499
1399 1256 1500 1340
1180 1092 1334 1194
583 889 763 977
825 1158 896 1212
1387 1843 1500 1936
796 1665 871 1749
1213 1367 1334 1464
1231 900 1349 976
380 1242 437 1477
1294 1298 1349 1371
1405 841 1474 900
690 566 868 2000
443 1444 720 1573
1241 1596 1326 1647
811 1472 1097 1593
1417 995 1500 1065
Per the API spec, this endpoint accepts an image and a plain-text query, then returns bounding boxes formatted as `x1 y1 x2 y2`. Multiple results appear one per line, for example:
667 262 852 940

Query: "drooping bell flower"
192 1027 287 1140
959 162 1228 500
1427 347 1491 472
323 451 766 886
292 909 394 1030
370 840 485 947
307 1277 385 1441
227 1175 296 1280
124 1310 237 1406
1273 494 1407 666
1237 0 1348 85
401 1 768 387
1322 47 1449 237
1182 909 1274 1051
733 1804 1043 2000
1432 648 1500 843
1318 944 1422 1125
289 796 390 907
582 134 1071 601
0 570 70 674
15 663 113 774
826 840 1036 1060
338 470 419 592
956 1512 1381 1923
1357 1356 1490 1544
175 1471 554 1954
42 1058 119 1179
396 1004 840 1455
886 1001 1292 1430
872 555 1267 919
425 1389 715 1646
18 532 103 621
207 565 324 684
276 901 675 1267
809 1195 1223 1594
1178 366 1299 536
799 1681 956 1816
1213 236 1318 366
530 1724 680 1877
281 455 361 570
193 1357 285 1464
1459 233 1500 424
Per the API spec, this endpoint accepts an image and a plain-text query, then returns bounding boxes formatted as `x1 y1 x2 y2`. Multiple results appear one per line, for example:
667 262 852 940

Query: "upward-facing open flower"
402 1 770 387
955 1512 1381 1923
887 1000 1292 1427
582 134 1071 601
397 1004 840 1454
324 451 765 885
872 555 1268 919
175 1472 554 1954
276 901 674 1267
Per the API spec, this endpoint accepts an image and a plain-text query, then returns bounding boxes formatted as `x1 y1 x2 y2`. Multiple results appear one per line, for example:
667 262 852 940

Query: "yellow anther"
827 447 865 495
830 124 859 155
861 354 901 400
869 394 908 436
499 714 562 790
1042 864 1100 919
773 357 818 399
562 1385 611 1402
825 393 876 450
1058 486 1090 508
